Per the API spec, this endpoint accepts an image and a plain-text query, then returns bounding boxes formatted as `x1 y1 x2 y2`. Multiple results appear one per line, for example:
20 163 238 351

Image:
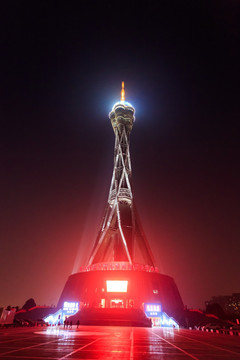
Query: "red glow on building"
79 262 159 273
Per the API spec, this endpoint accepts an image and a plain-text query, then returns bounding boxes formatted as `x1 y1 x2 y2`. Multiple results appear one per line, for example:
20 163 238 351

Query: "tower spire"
121 81 125 101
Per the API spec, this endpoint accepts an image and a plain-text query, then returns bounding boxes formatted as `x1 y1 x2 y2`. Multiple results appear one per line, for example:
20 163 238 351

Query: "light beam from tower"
121 81 125 101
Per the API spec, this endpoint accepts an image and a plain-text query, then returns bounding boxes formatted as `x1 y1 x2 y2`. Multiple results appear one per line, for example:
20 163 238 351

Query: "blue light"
112 100 135 110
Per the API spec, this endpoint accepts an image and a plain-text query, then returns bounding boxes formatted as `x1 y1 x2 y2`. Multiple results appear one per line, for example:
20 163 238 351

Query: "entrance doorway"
110 299 124 308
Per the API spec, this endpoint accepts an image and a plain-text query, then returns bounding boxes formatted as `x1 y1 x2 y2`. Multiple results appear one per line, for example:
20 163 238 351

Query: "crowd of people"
63 319 80 329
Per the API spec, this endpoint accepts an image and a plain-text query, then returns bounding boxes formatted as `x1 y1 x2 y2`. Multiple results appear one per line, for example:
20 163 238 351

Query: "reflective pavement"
0 325 240 359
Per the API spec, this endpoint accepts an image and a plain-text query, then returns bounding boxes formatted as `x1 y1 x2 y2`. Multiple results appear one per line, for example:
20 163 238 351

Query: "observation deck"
109 101 135 132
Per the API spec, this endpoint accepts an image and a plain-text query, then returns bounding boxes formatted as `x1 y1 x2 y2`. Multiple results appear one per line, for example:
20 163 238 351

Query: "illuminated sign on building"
144 303 161 317
106 280 128 292
63 301 79 314
44 302 79 325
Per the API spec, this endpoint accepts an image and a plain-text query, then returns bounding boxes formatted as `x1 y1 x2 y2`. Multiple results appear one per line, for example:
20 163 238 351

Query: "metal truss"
88 86 155 267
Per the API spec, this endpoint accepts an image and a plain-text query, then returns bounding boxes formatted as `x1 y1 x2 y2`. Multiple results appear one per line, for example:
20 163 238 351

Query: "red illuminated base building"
57 85 184 326
57 263 183 326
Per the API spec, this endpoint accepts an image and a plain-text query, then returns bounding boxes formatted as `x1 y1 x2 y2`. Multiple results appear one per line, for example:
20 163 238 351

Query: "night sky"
1 1 240 309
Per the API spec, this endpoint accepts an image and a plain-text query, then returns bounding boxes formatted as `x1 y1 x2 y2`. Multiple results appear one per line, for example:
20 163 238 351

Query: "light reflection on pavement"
0 325 239 359
35 326 109 337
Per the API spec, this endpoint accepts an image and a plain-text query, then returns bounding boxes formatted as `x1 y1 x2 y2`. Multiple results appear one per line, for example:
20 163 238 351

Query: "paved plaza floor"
0 325 240 359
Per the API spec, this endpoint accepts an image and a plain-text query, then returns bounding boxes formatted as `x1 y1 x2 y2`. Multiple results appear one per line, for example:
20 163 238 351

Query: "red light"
106 280 128 292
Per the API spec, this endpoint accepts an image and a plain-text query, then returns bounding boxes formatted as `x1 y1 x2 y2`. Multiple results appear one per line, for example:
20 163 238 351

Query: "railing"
198 327 240 336
79 262 159 273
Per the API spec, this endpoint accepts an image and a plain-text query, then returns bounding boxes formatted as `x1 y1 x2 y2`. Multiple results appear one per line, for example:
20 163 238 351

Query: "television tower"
58 84 183 320
88 82 155 267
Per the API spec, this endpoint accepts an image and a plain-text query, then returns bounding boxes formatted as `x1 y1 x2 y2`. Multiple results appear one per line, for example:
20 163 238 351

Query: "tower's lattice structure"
88 82 155 267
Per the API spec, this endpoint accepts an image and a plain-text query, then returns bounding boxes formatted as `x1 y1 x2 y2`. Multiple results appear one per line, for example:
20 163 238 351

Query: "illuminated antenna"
121 81 125 101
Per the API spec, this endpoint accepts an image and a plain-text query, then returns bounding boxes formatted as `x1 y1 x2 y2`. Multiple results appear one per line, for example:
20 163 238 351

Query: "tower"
58 84 183 322
88 82 154 267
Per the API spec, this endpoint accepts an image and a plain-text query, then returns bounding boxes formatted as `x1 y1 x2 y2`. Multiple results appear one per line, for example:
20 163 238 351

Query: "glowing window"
106 280 128 292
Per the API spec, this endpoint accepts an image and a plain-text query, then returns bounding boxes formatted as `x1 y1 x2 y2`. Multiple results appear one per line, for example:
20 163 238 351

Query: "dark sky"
1 0 240 309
